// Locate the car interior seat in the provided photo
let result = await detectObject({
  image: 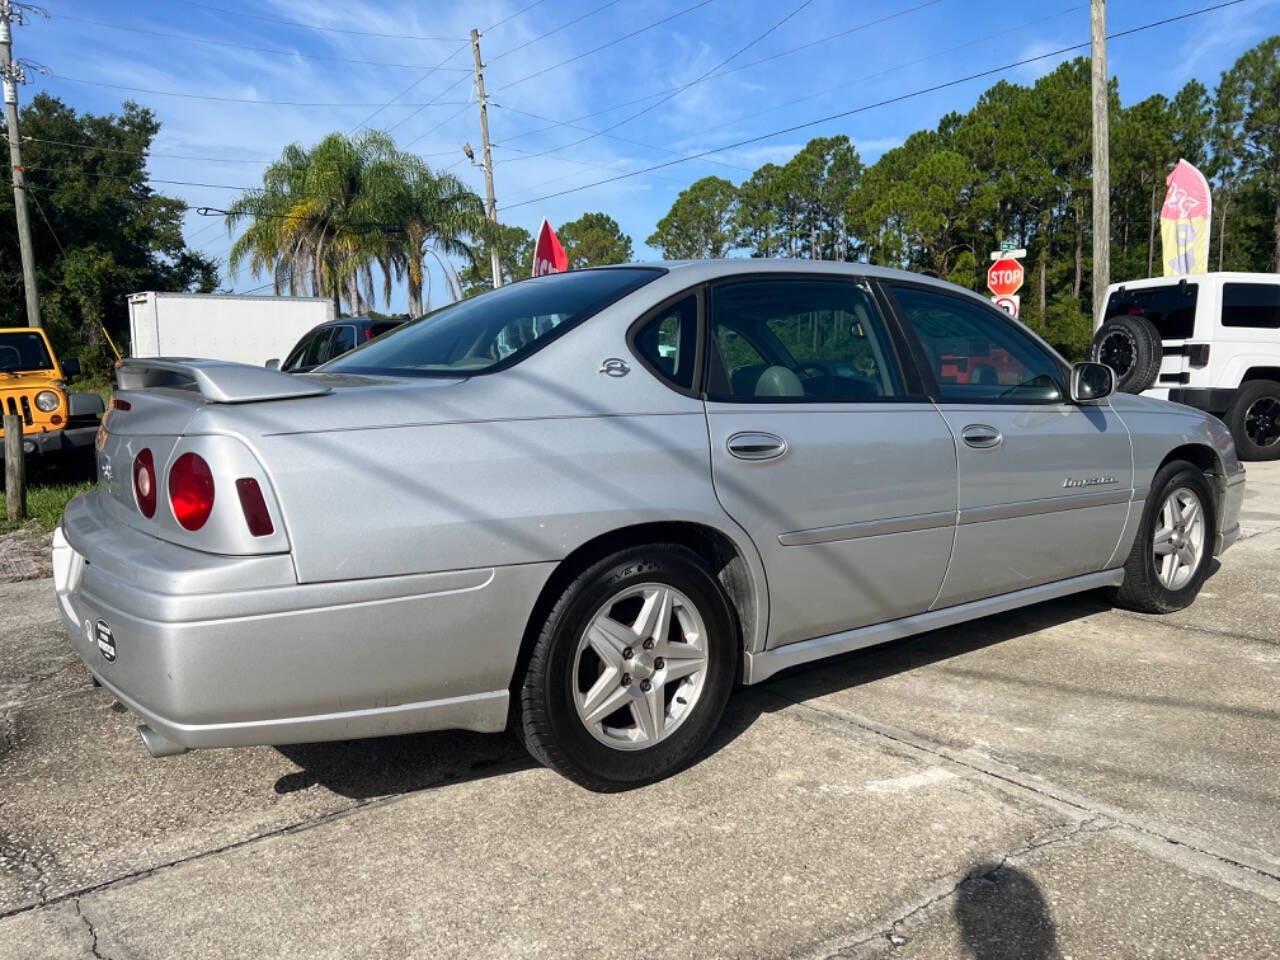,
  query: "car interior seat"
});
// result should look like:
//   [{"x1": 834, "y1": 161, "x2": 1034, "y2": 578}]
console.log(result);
[{"x1": 755, "y1": 365, "x2": 805, "y2": 397}]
